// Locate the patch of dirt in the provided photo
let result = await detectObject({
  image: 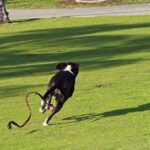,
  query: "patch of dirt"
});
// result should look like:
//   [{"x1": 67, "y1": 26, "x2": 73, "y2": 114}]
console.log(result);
[
  {"x1": 102, "y1": 0, "x2": 122, "y2": 4},
  {"x1": 60, "y1": 0, "x2": 122, "y2": 5},
  {"x1": 60, "y1": 0, "x2": 77, "y2": 5}
]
